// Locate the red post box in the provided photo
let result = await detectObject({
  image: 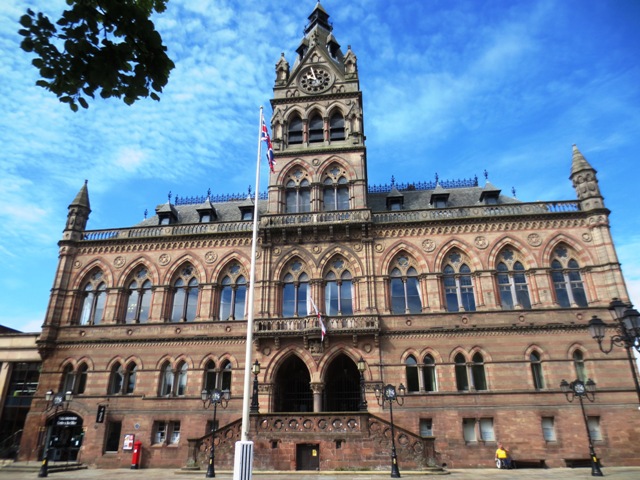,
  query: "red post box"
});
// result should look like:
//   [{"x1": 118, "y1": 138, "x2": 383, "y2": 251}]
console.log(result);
[{"x1": 131, "y1": 441, "x2": 142, "y2": 469}]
